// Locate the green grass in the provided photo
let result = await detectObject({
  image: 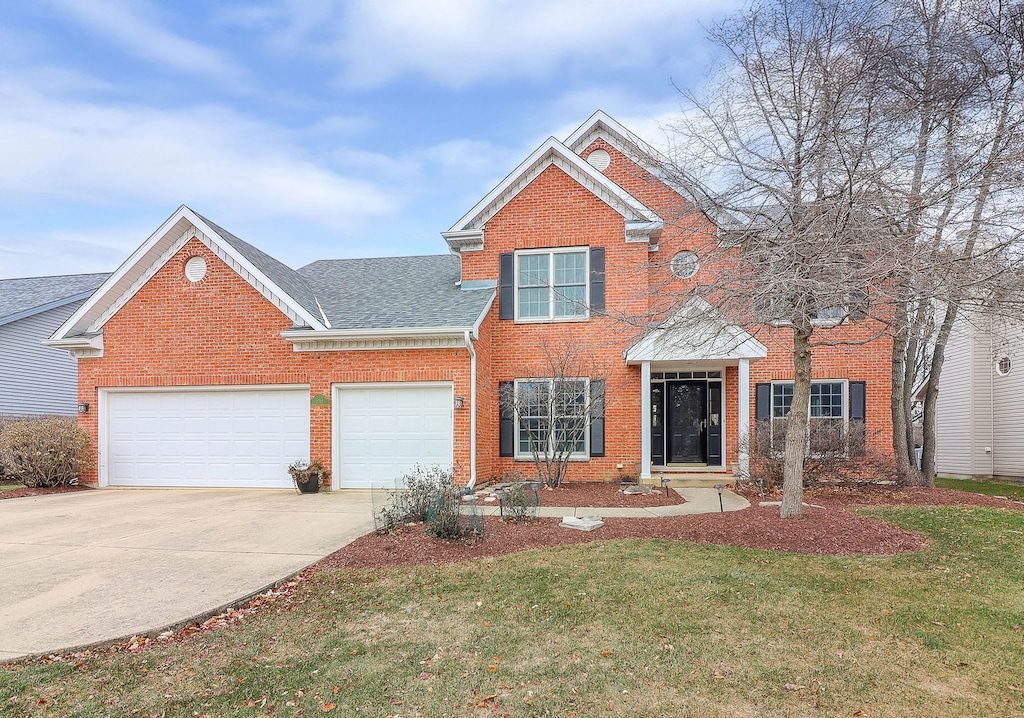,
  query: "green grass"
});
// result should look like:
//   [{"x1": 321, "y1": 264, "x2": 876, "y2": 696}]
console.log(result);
[
  {"x1": 0, "y1": 483, "x2": 22, "y2": 491},
  {"x1": 936, "y1": 476, "x2": 1024, "y2": 502},
  {"x1": 2, "y1": 506, "x2": 1023, "y2": 717}
]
